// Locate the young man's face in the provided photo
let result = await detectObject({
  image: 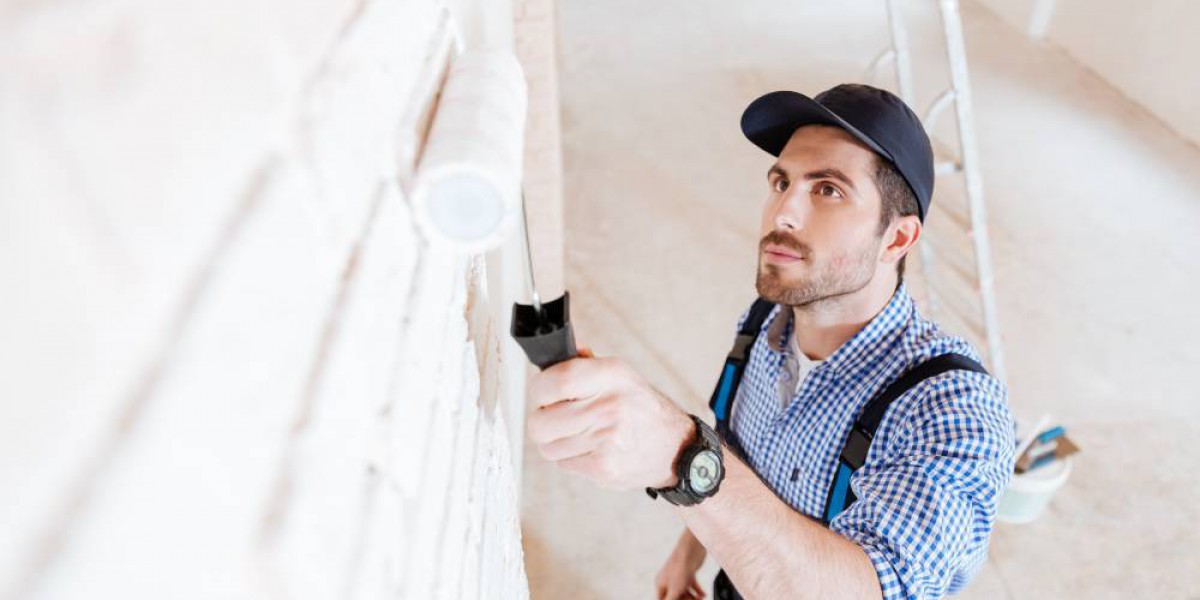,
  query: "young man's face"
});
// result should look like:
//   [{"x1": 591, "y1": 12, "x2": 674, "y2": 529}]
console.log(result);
[{"x1": 756, "y1": 124, "x2": 890, "y2": 307}]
